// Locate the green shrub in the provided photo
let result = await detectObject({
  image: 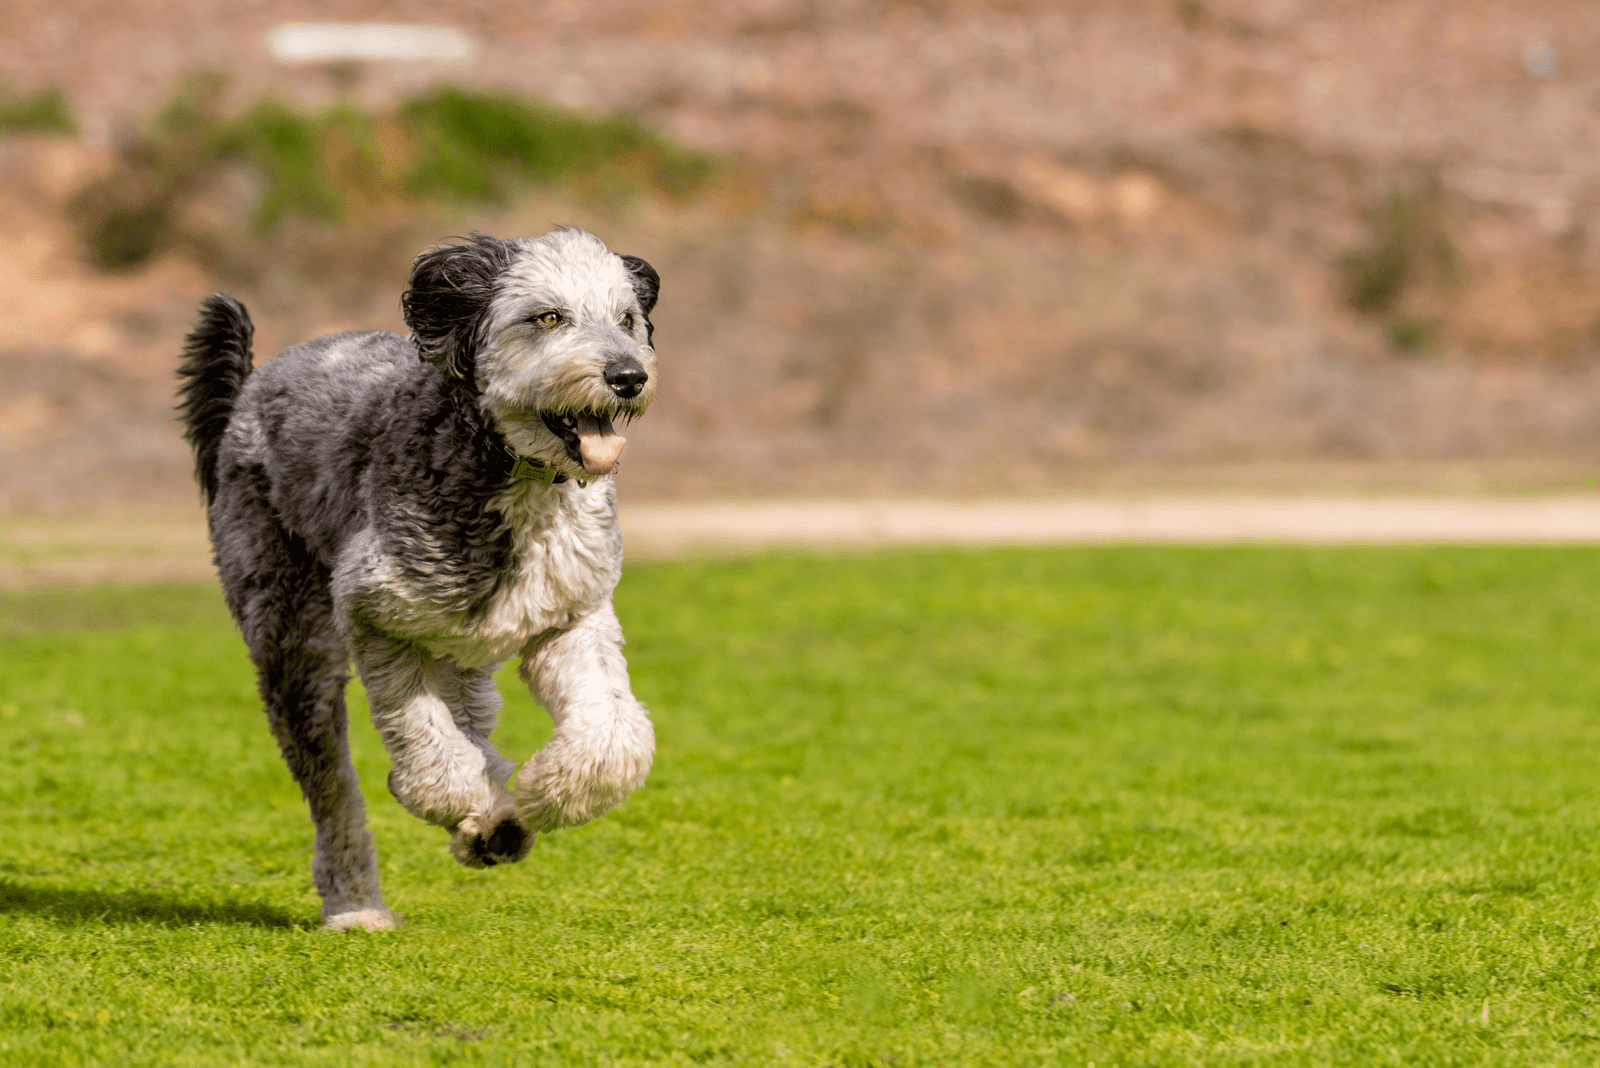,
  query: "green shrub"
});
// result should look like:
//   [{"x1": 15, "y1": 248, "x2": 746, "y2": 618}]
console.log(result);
[
  {"x1": 71, "y1": 74, "x2": 233, "y2": 270},
  {"x1": 0, "y1": 86, "x2": 75, "y2": 136},
  {"x1": 232, "y1": 100, "x2": 350, "y2": 228},
  {"x1": 1339, "y1": 186, "x2": 1455, "y2": 322},
  {"x1": 402, "y1": 87, "x2": 711, "y2": 202},
  {"x1": 1386, "y1": 315, "x2": 1435, "y2": 355},
  {"x1": 1339, "y1": 192, "x2": 1416, "y2": 315},
  {"x1": 72, "y1": 78, "x2": 717, "y2": 271}
]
